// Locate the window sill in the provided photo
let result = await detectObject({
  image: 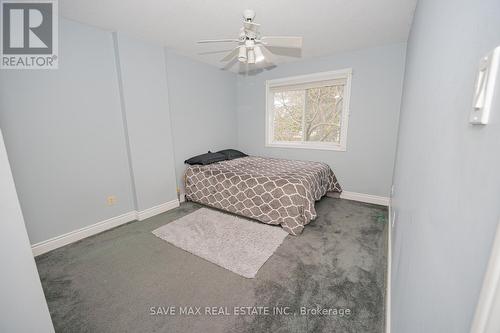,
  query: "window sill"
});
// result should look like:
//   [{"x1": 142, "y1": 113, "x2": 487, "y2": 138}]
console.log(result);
[{"x1": 265, "y1": 142, "x2": 347, "y2": 152}]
